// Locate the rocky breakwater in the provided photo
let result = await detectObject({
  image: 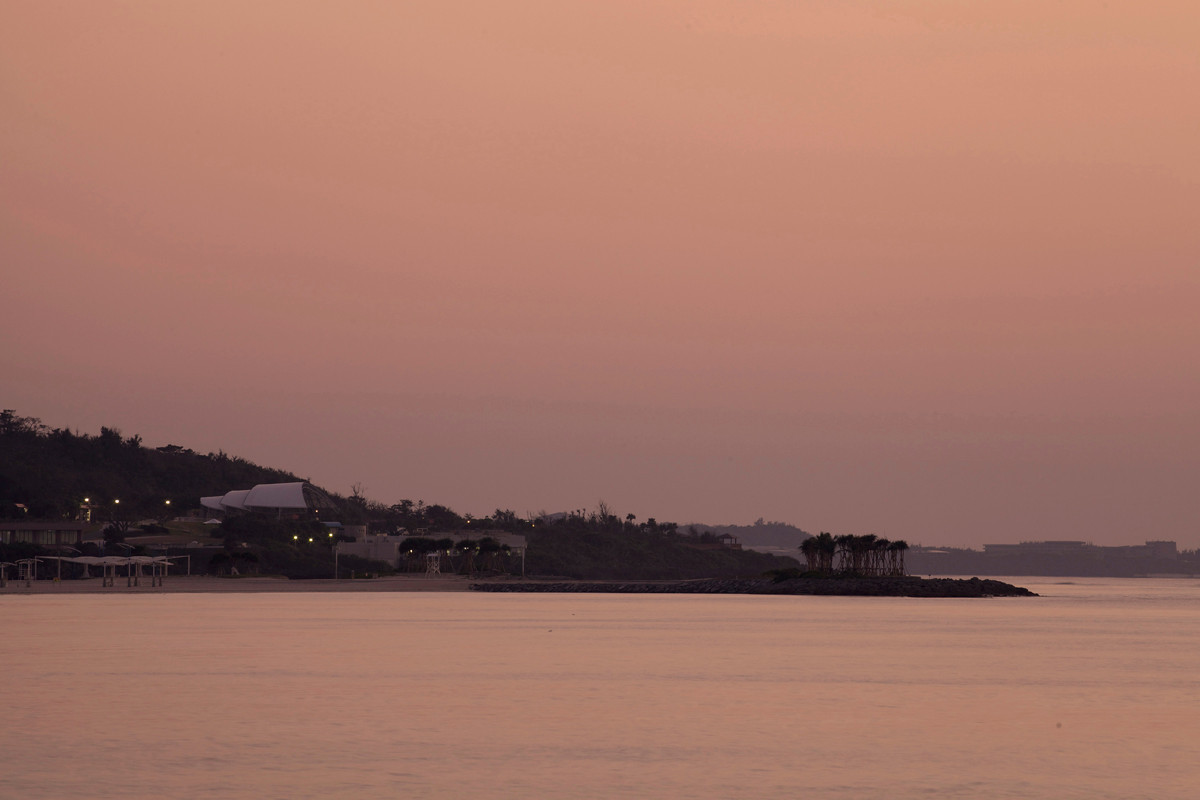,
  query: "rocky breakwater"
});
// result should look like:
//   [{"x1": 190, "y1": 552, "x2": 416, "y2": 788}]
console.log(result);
[{"x1": 470, "y1": 576, "x2": 1037, "y2": 597}]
